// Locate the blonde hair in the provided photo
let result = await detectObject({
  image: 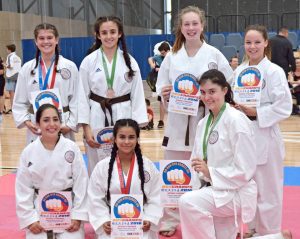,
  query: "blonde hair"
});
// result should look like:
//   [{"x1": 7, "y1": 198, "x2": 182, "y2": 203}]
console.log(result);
[
  {"x1": 243, "y1": 24, "x2": 271, "y2": 62},
  {"x1": 172, "y1": 6, "x2": 206, "y2": 53}
]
